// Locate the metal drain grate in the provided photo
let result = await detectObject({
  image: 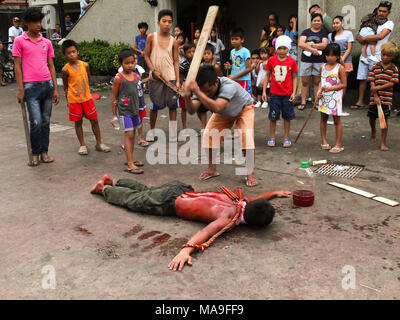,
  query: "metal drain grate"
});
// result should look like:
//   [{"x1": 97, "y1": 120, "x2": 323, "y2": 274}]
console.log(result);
[{"x1": 315, "y1": 161, "x2": 364, "y2": 179}]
